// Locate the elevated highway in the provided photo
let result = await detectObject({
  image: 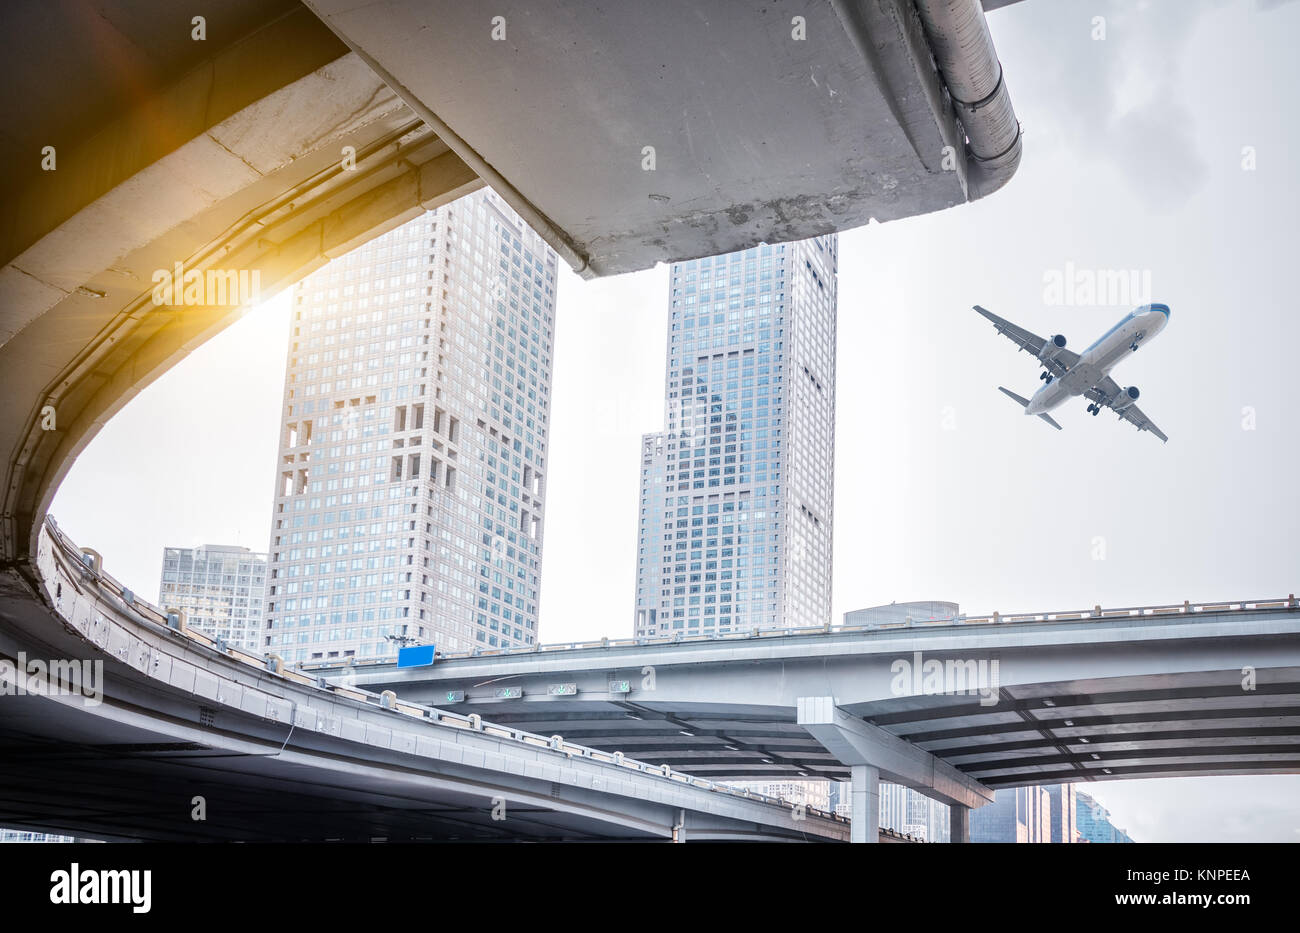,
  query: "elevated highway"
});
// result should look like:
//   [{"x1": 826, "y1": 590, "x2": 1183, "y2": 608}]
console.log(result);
[
  {"x1": 319, "y1": 593, "x2": 1300, "y2": 838},
  {"x1": 0, "y1": 519, "x2": 851, "y2": 842}
]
